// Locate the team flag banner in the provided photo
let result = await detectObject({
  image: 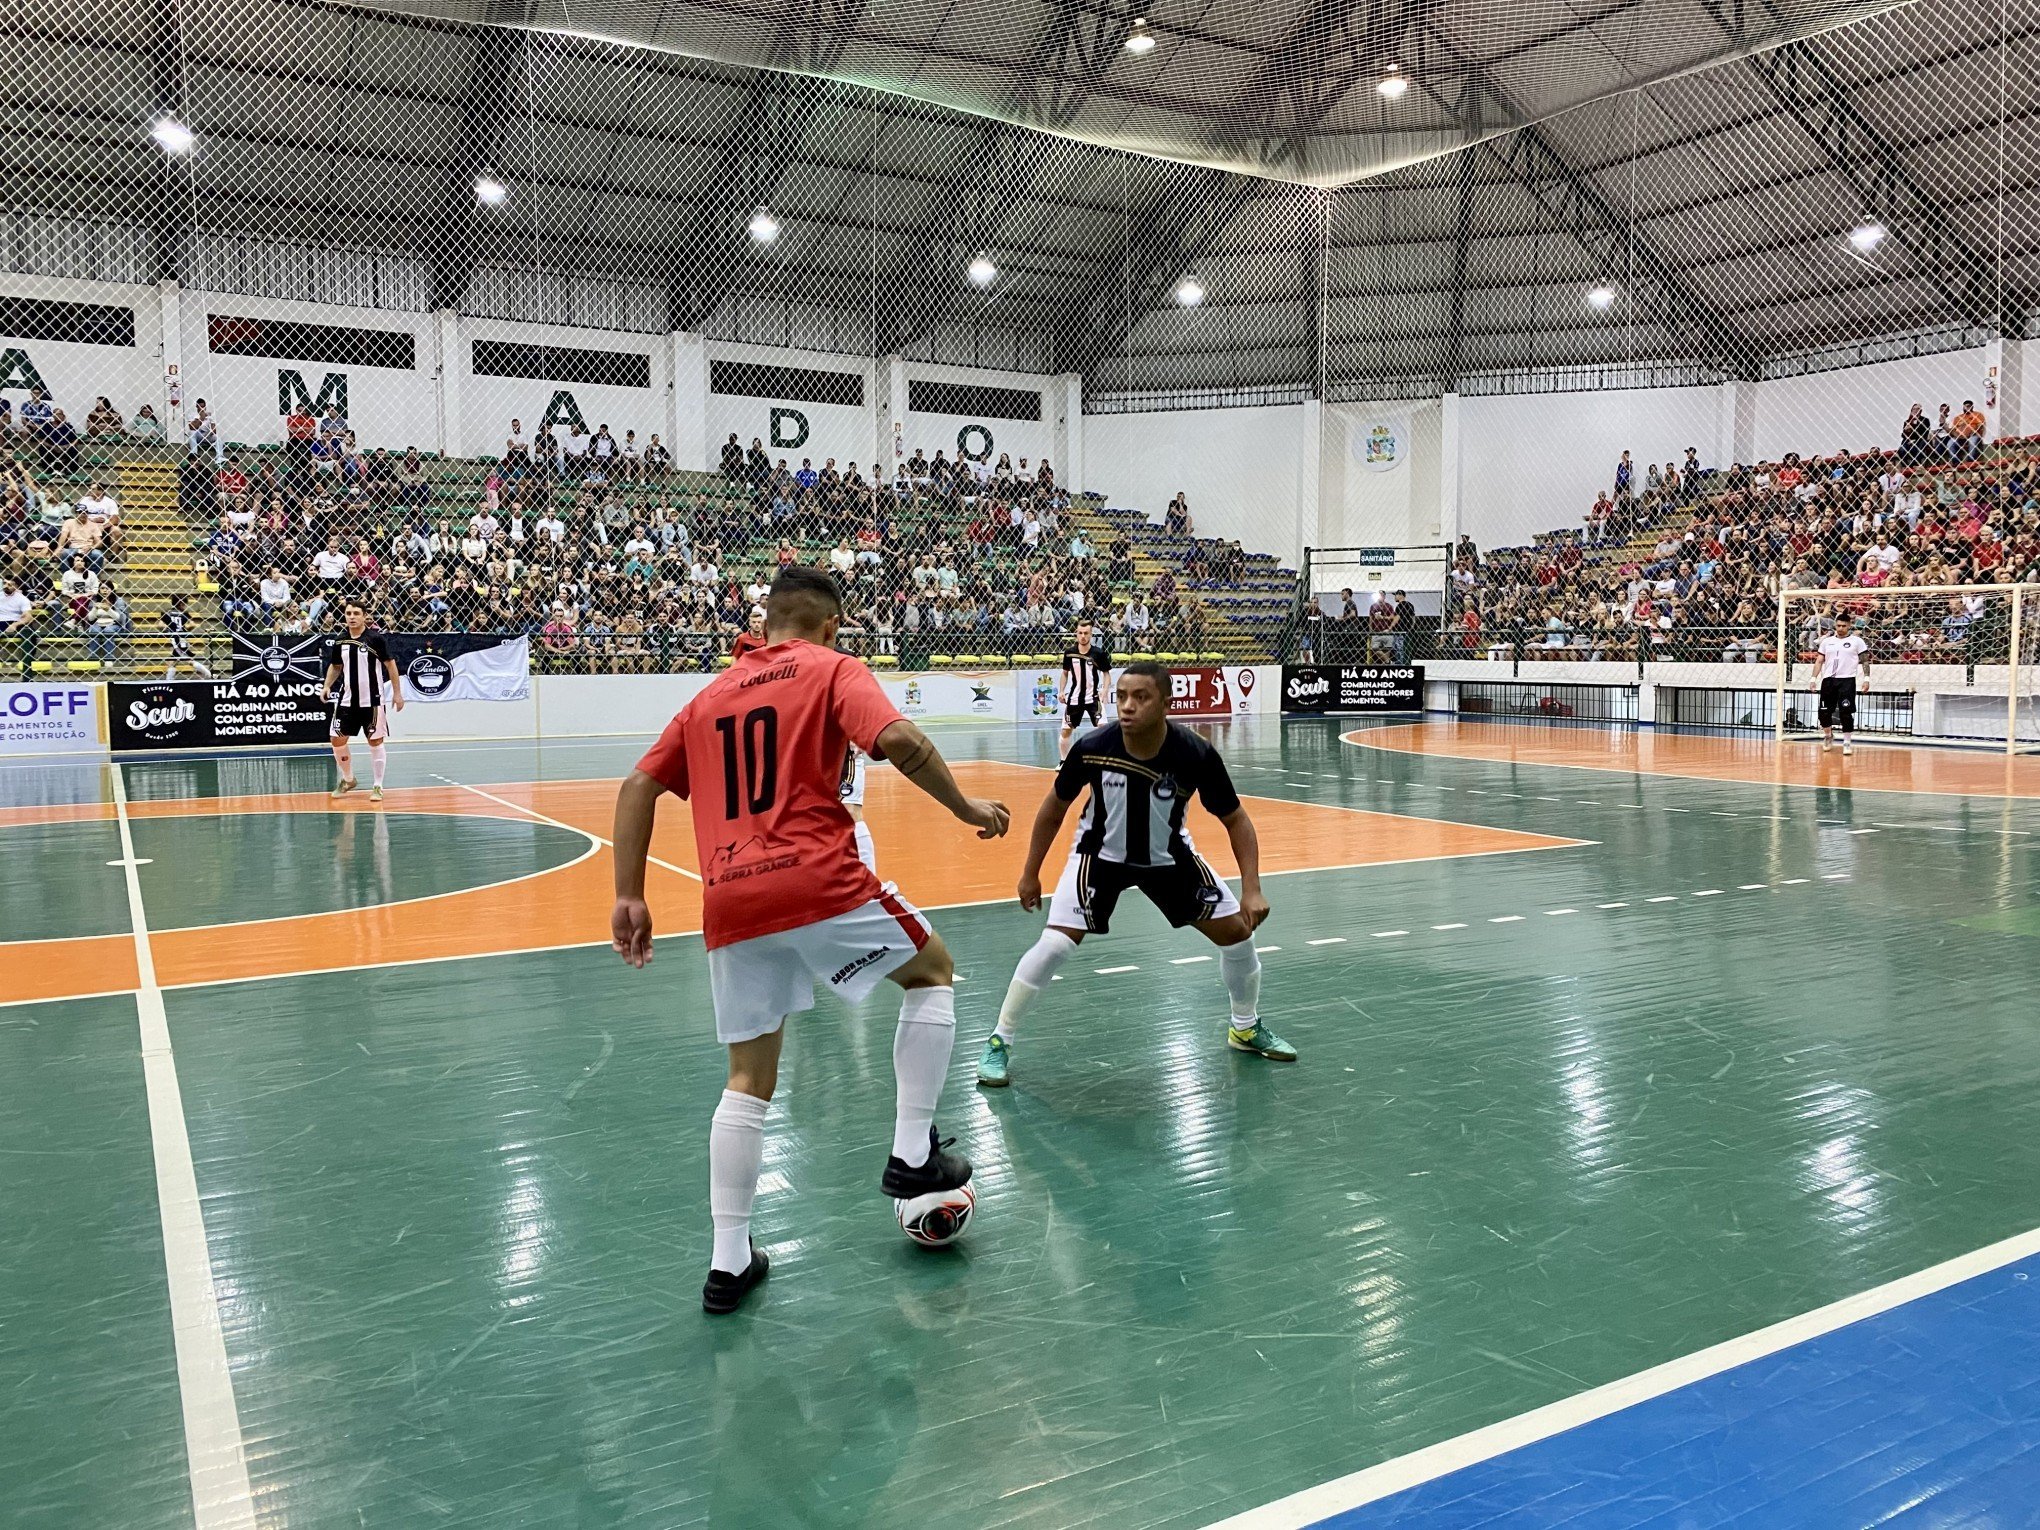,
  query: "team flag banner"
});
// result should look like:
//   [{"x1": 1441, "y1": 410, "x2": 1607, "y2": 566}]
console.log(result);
[{"x1": 384, "y1": 634, "x2": 532, "y2": 703}]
